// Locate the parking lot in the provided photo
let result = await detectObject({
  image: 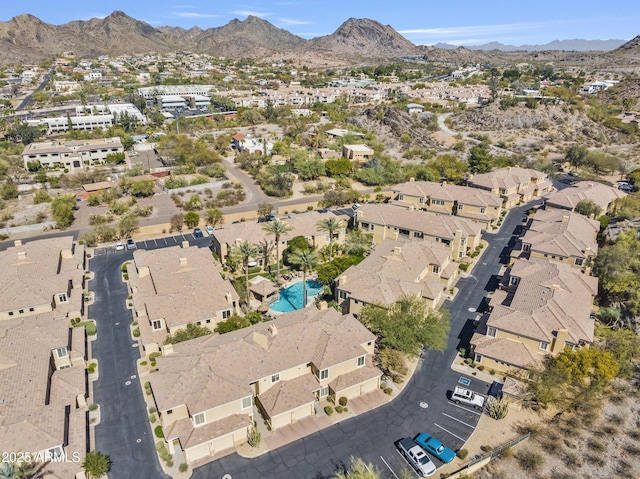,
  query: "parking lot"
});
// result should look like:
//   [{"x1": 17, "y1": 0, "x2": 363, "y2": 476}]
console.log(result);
[{"x1": 94, "y1": 231, "x2": 213, "y2": 256}]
